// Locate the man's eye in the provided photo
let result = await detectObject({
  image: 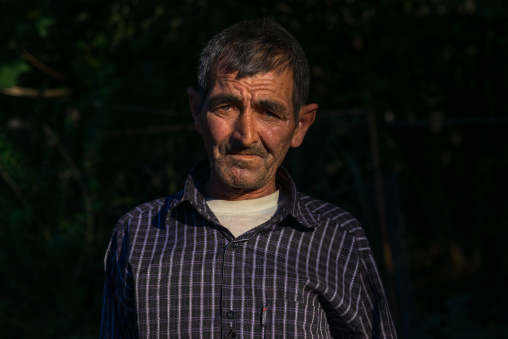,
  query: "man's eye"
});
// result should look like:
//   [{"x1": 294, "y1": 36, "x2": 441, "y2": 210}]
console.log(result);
[
  {"x1": 212, "y1": 105, "x2": 233, "y2": 114},
  {"x1": 264, "y1": 110, "x2": 278, "y2": 118}
]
